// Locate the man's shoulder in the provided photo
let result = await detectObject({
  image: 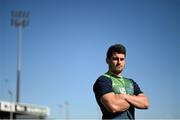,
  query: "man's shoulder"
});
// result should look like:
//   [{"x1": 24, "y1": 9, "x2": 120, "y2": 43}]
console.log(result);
[
  {"x1": 93, "y1": 75, "x2": 113, "y2": 97},
  {"x1": 93, "y1": 75, "x2": 112, "y2": 87},
  {"x1": 123, "y1": 76, "x2": 135, "y2": 82},
  {"x1": 96, "y1": 75, "x2": 112, "y2": 83}
]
